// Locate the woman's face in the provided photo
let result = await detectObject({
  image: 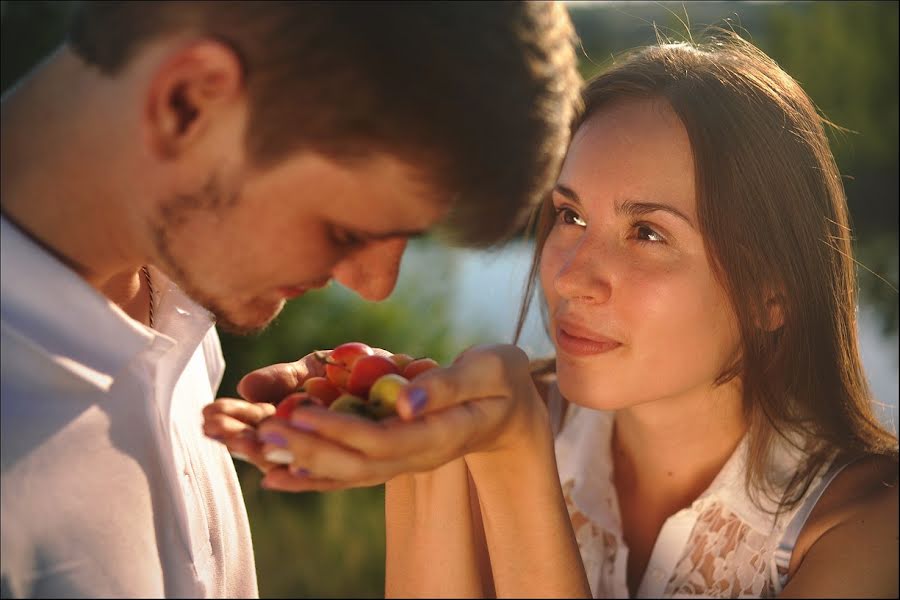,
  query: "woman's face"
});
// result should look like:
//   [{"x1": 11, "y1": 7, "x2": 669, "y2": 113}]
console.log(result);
[{"x1": 540, "y1": 98, "x2": 741, "y2": 411}]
